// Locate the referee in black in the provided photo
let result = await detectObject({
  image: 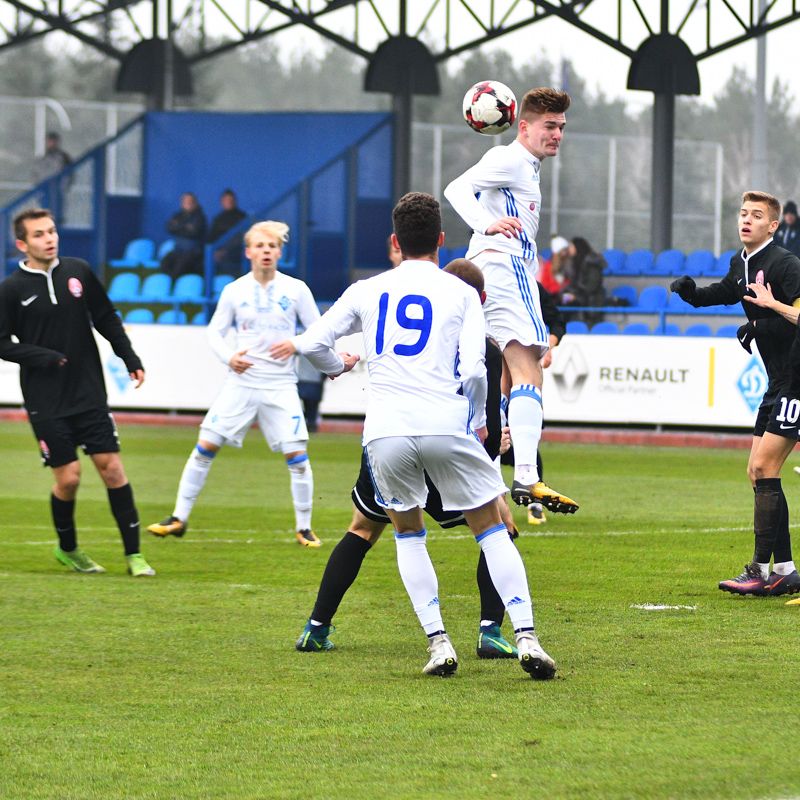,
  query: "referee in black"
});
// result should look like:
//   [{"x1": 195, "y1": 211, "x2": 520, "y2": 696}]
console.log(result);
[{"x1": 0, "y1": 208, "x2": 155, "y2": 577}]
